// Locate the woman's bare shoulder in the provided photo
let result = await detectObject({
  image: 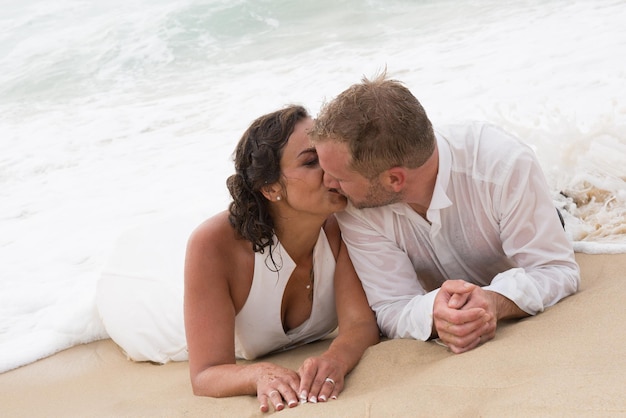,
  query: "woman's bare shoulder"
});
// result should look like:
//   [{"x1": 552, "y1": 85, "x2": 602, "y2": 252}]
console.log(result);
[
  {"x1": 190, "y1": 210, "x2": 230, "y2": 237},
  {"x1": 186, "y1": 210, "x2": 254, "y2": 309},
  {"x1": 322, "y1": 214, "x2": 342, "y2": 259},
  {"x1": 187, "y1": 210, "x2": 245, "y2": 259}
]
